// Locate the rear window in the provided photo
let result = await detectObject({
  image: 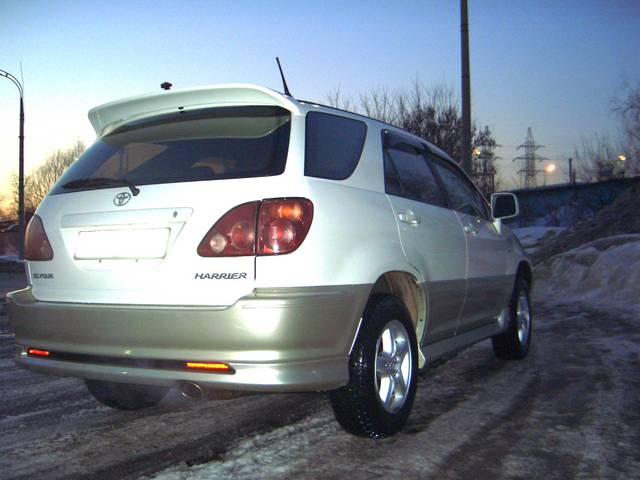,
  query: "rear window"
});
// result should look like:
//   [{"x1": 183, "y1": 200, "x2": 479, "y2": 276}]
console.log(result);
[
  {"x1": 51, "y1": 106, "x2": 291, "y2": 194},
  {"x1": 304, "y1": 112, "x2": 367, "y2": 180}
]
